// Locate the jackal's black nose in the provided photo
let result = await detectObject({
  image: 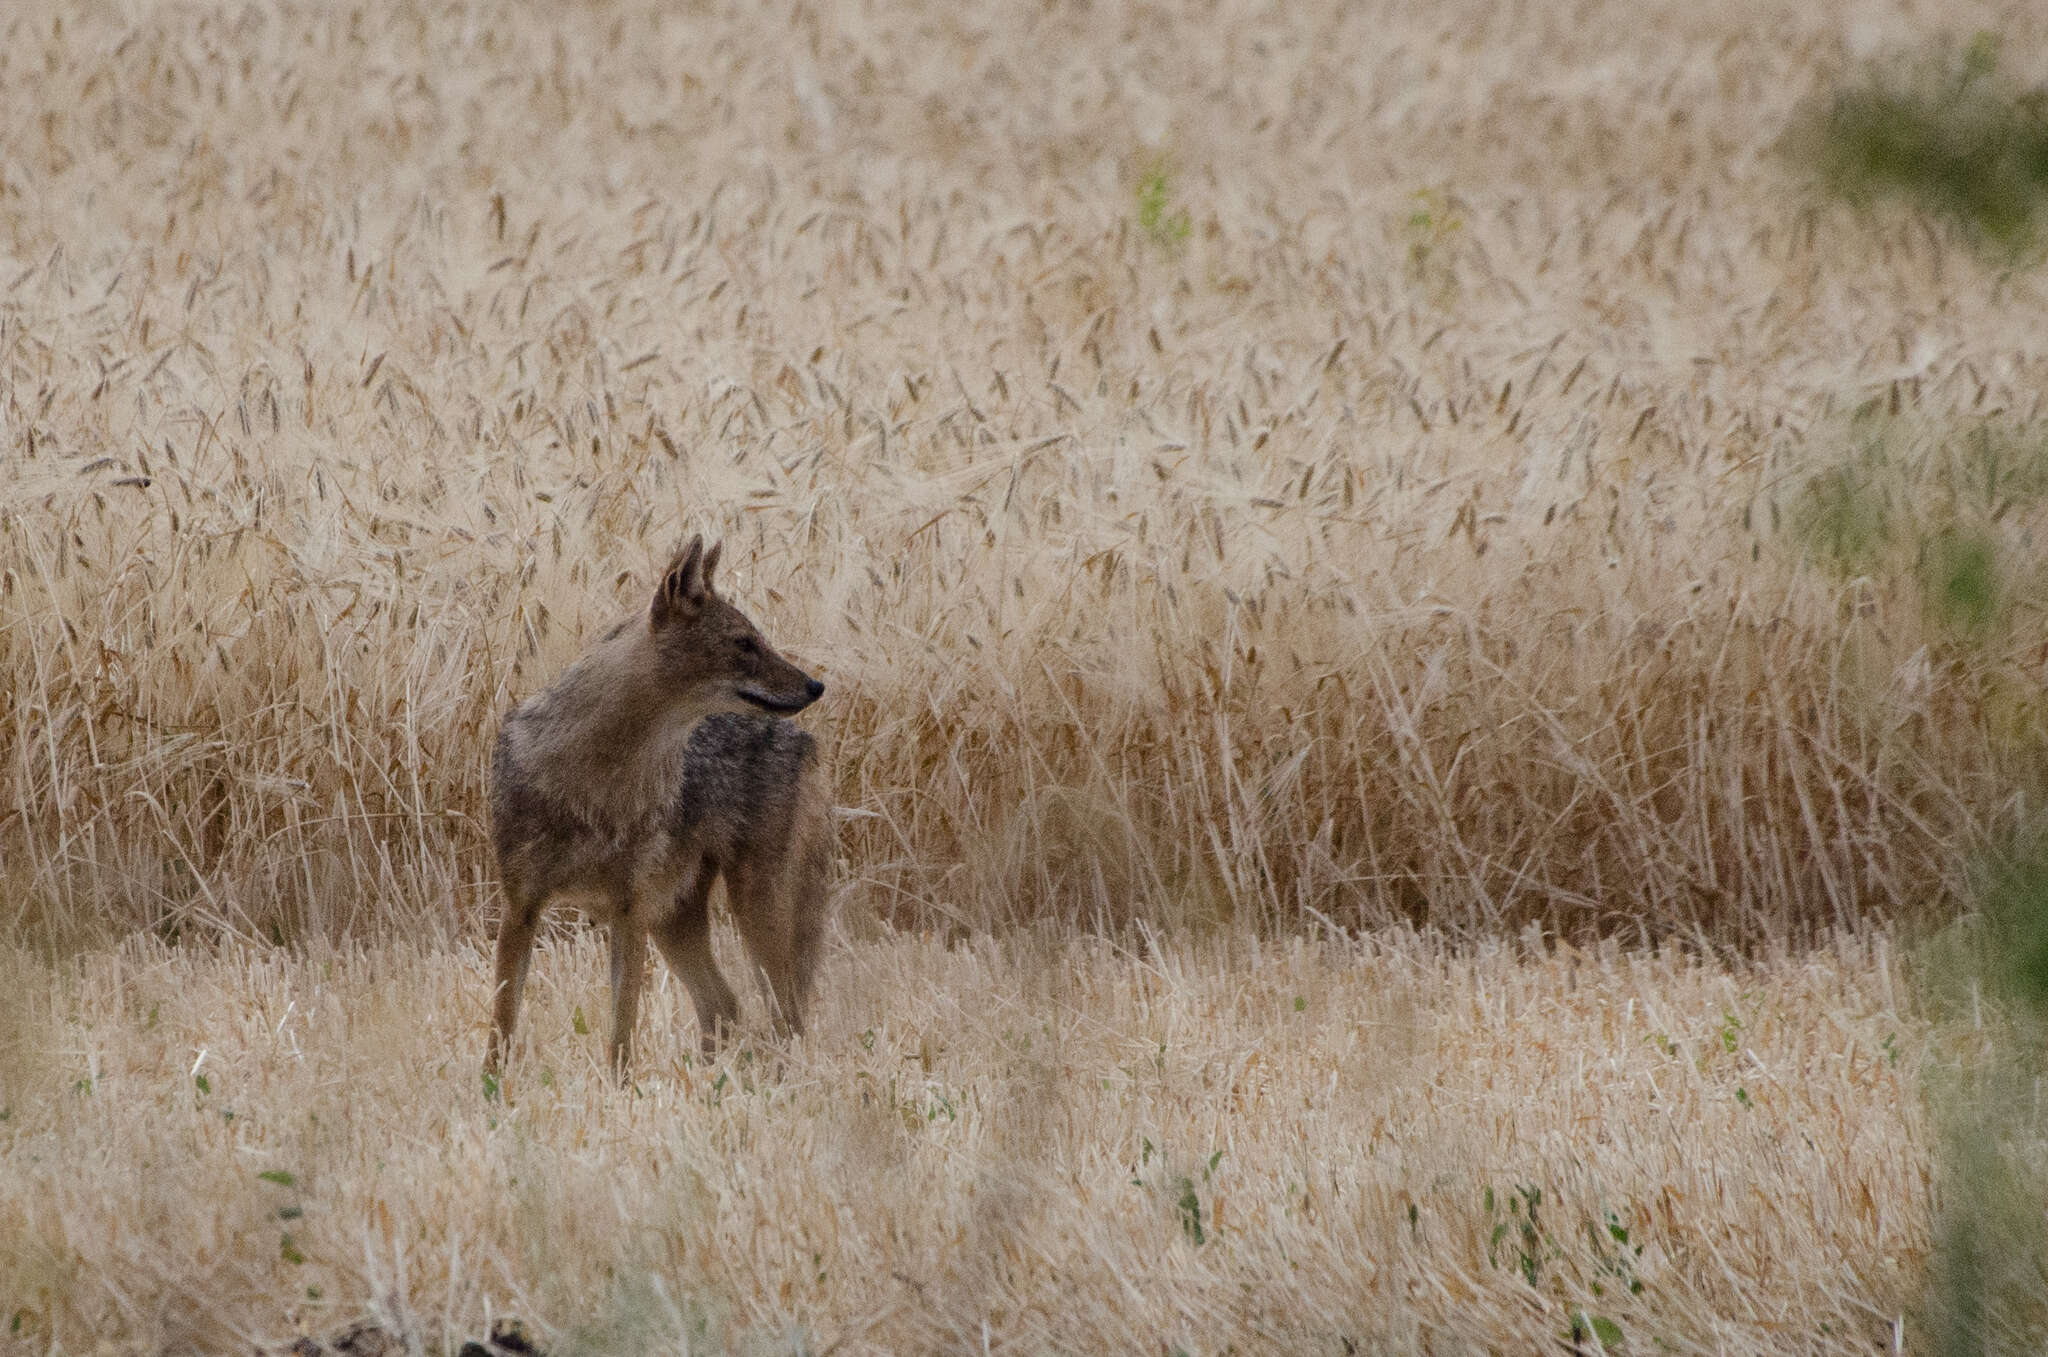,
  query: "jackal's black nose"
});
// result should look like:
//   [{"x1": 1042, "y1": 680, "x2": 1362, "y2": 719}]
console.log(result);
[{"x1": 805, "y1": 677, "x2": 826, "y2": 702}]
